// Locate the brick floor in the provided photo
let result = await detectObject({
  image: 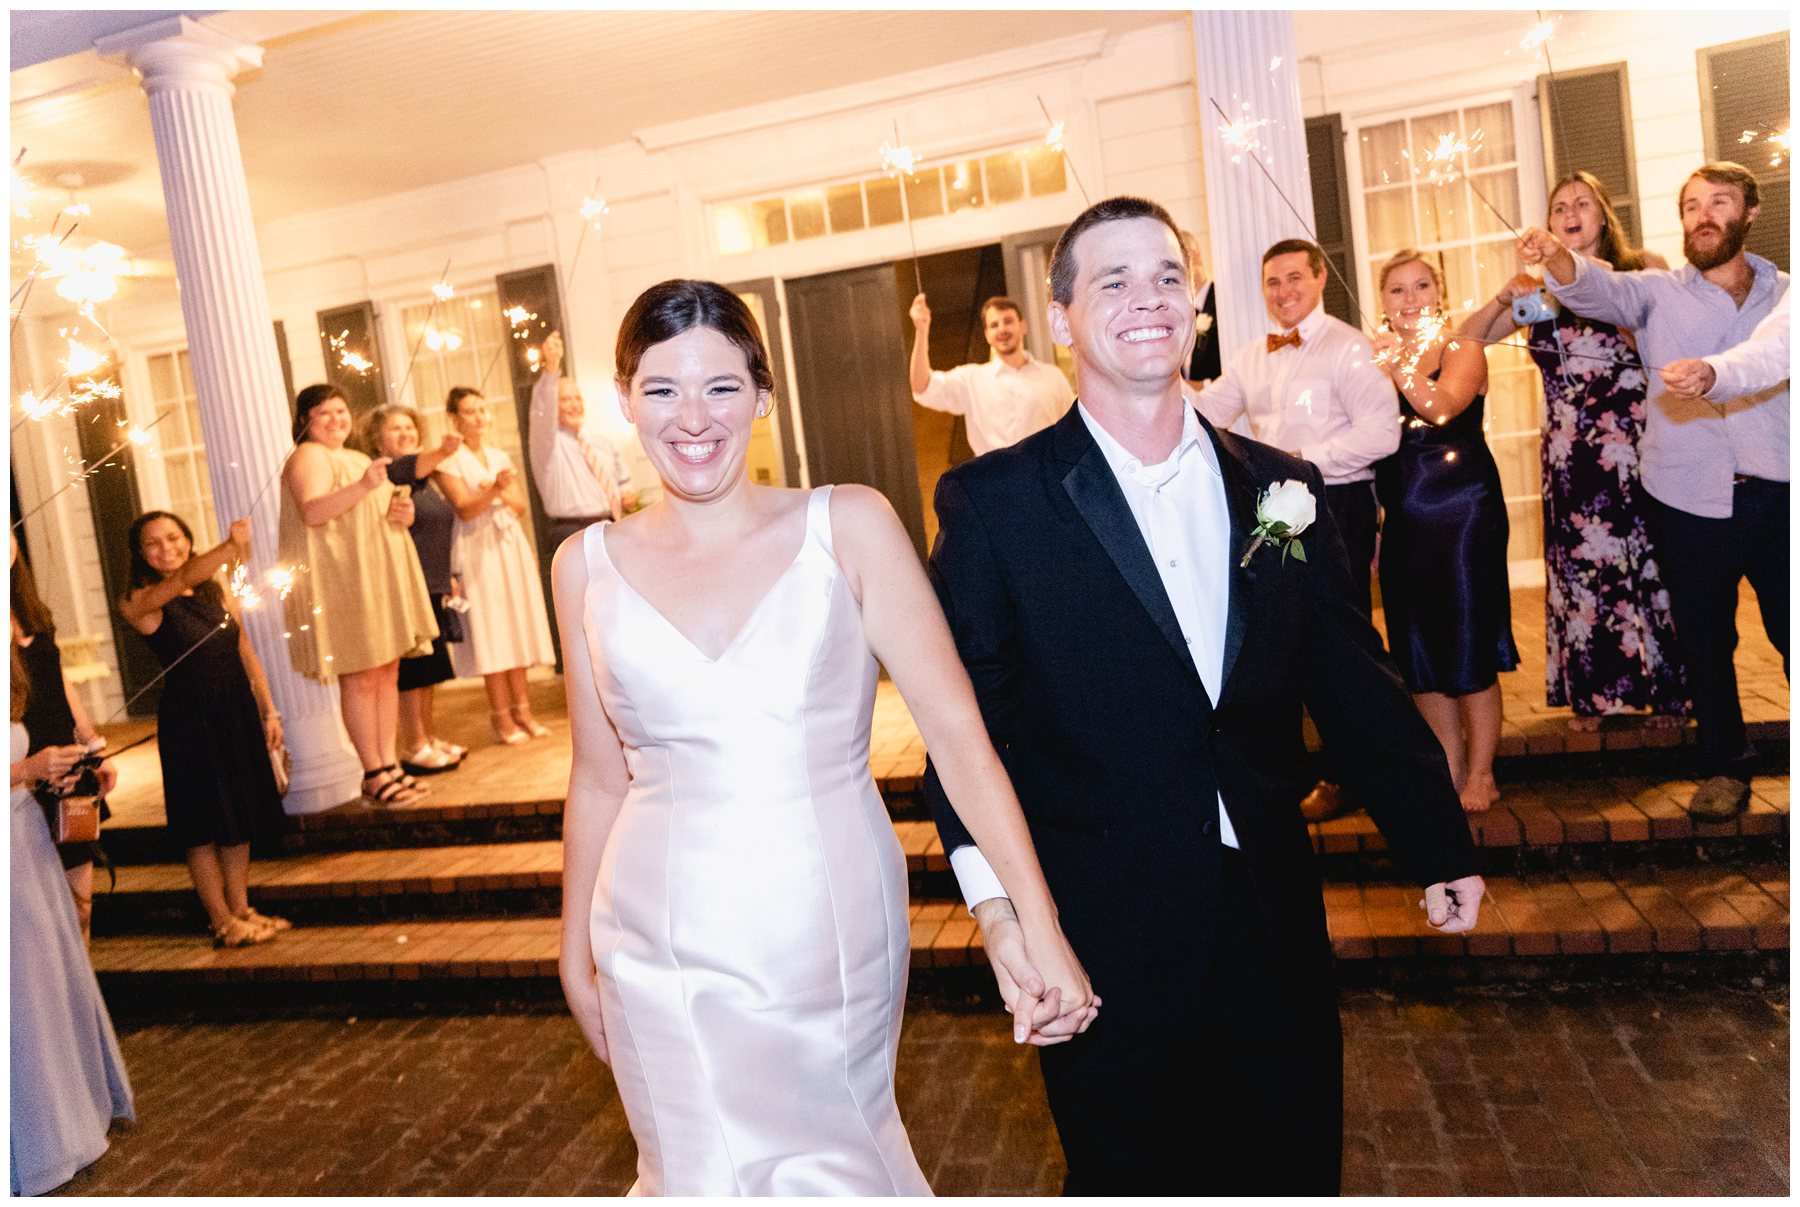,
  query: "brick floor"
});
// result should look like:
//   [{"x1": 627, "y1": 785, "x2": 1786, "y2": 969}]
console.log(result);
[{"x1": 51, "y1": 983, "x2": 1786, "y2": 1196}]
